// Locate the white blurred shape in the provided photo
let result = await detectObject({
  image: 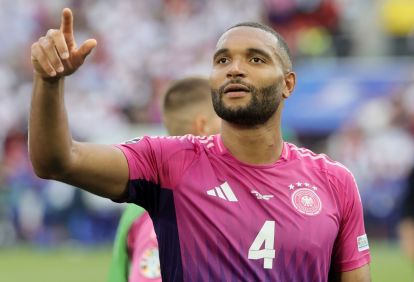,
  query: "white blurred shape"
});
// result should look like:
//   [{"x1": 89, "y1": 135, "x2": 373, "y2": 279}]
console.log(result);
[
  {"x1": 81, "y1": 190, "x2": 121, "y2": 213},
  {"x1": 18, "y1": 189, "x2": 44, "y2": 236},
  {"x1": 45, "y1": 181, "x2": 76, "y2": 210}
]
